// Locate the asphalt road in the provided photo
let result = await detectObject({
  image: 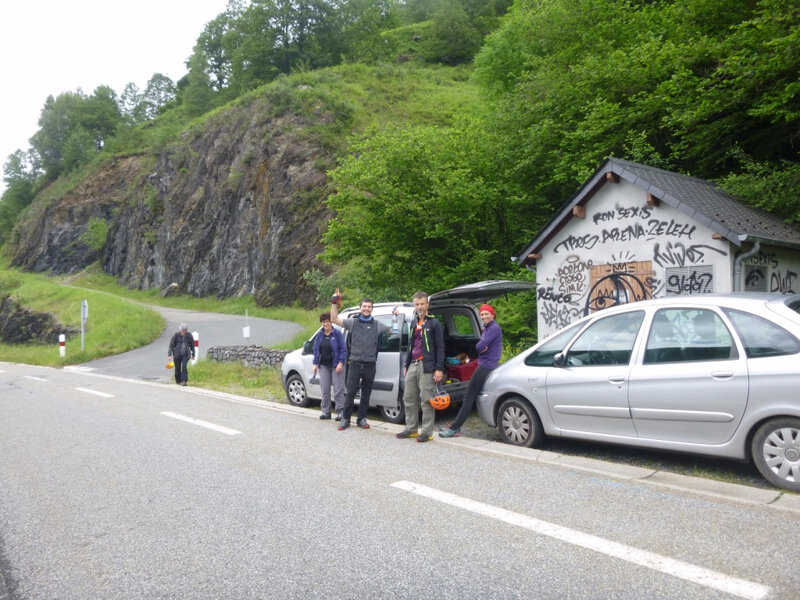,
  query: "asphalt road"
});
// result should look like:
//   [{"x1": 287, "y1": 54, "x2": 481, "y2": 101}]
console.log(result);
[
  {"x1": 1, "y1": 362, "x2": 799, "y2": 600},
  {"x1": 78, "y1": 305, "x2": 302, "y2": 382}
]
